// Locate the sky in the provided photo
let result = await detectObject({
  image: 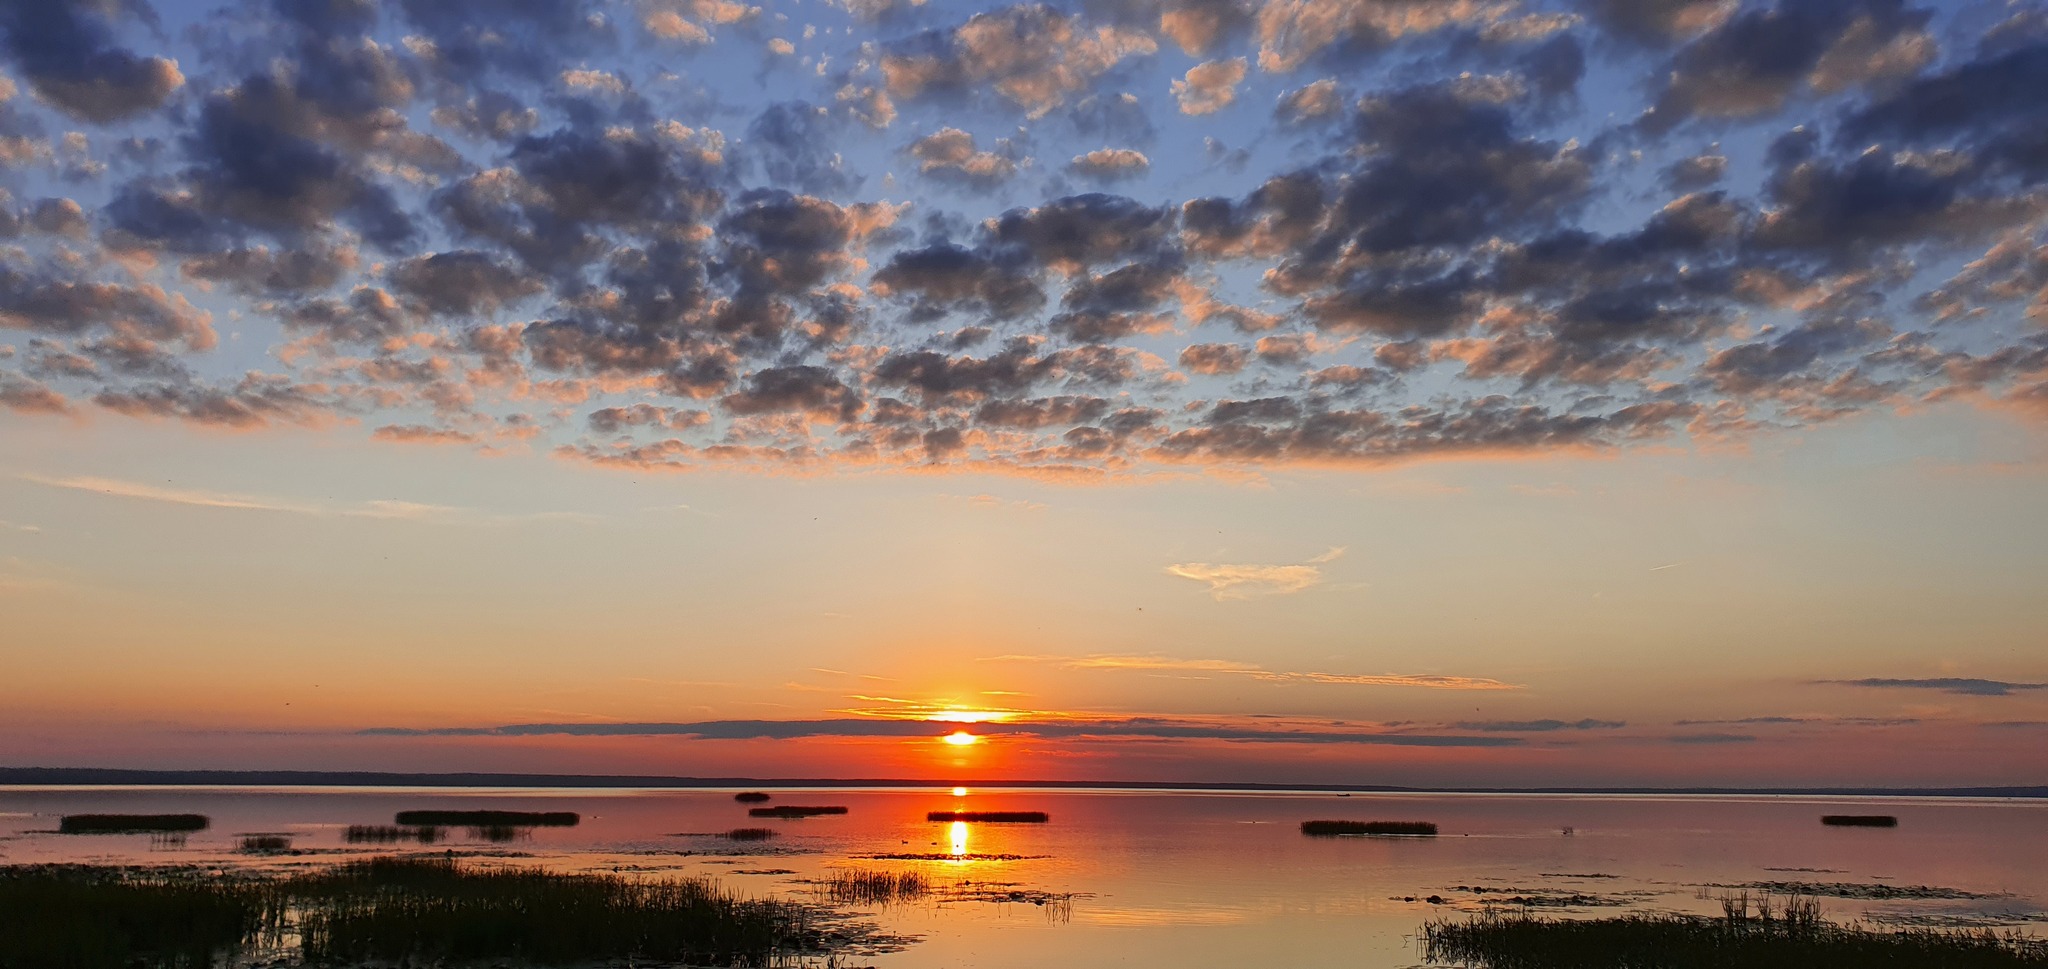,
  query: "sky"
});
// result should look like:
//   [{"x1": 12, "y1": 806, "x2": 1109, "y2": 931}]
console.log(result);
[{"x1": 1, "y1": 0, "x2": 2046, "y2": 788}]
